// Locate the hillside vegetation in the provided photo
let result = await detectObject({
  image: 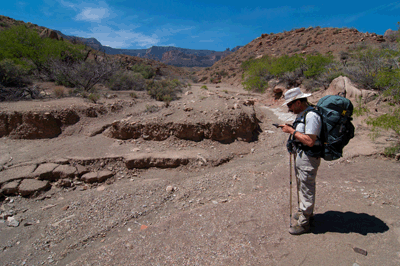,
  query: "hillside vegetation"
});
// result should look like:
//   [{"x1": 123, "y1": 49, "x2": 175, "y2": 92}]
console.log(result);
[{"x1": 0, "y1": 18, "x2": 190, "y2": 103}]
